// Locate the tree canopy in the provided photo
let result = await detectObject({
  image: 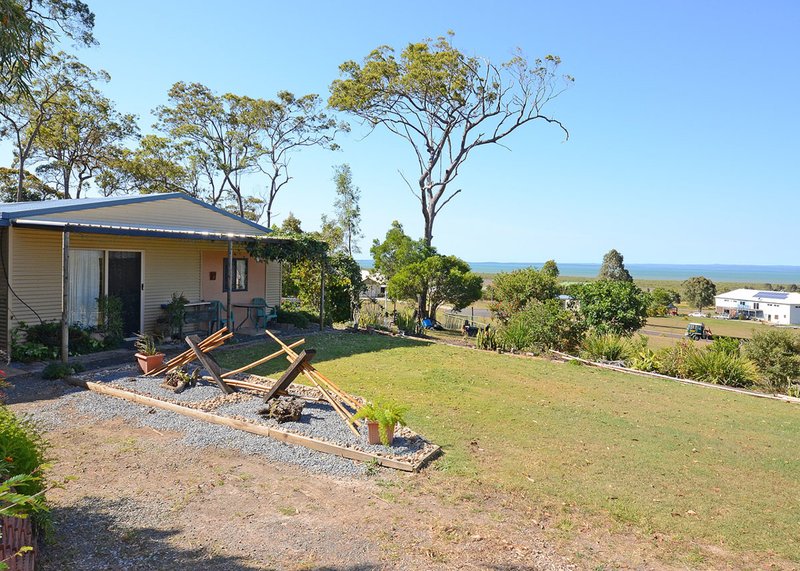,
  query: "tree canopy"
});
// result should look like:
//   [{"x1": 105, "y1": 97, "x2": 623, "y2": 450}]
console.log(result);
[
  {"x1": 487, "y1": 267, "x2": 559, "y2": 322},
  {"x1": 598, "y1": 249, "x2": 633, "y2": 282},
  {"x1": 683, "y1": 276, "x2": 716, "y2": 312},
  {"x1": 370, "y1": 220, "x2": 431, "y2": 281},
  {"x1": 575, "y1": 280, "x2": 648, "y2": 335},
  {"x1": 329, "y1": 33, "x2": 571, "y2": 246},
  {"x1": 0, "y1": 0, "x2": 95, "y2": 102},
  {"x1": 388, "y1": 254, "x2": 482, "y2": 320}
]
